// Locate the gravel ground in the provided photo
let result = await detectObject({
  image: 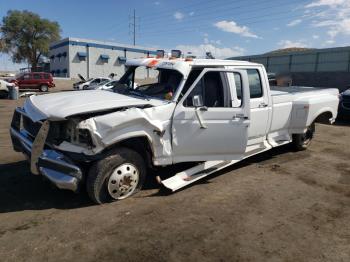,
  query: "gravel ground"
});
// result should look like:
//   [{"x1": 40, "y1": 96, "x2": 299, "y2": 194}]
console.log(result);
[{"x1": 0, "y1": 87, "x2": 350, "y2": 262}]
